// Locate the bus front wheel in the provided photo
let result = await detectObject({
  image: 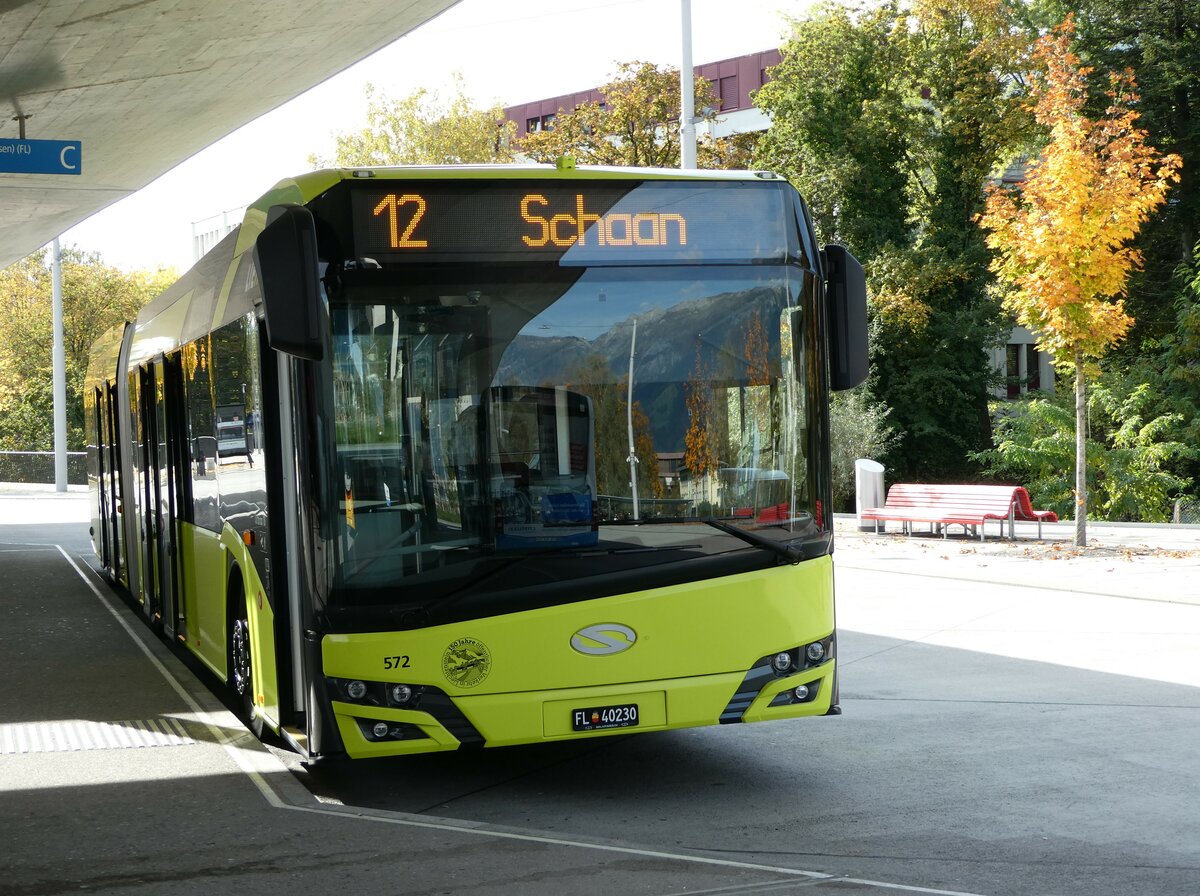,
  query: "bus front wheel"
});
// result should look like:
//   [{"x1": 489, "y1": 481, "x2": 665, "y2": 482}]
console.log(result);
[{"x1": 229, "y1": 589, "x2": 264, "y2": 738}]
